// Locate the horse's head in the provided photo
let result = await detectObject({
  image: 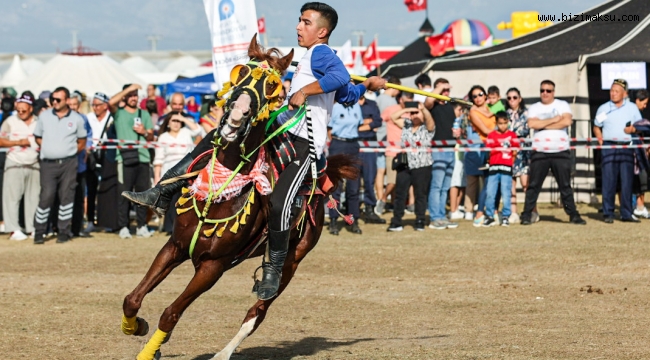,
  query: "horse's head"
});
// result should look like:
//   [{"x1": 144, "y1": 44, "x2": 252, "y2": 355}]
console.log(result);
[{"x1": 216, "y1": 34, "x2": 294, "y2": 144}]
